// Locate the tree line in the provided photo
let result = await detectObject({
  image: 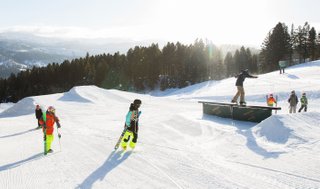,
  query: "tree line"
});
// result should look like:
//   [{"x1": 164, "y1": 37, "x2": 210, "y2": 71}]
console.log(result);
[
  {"x1": 260, "y1": 22, "x2": 320, "y2": 72},
  {"x1": 1, "y1": 22, "x2": 320, "y2": 102}
]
